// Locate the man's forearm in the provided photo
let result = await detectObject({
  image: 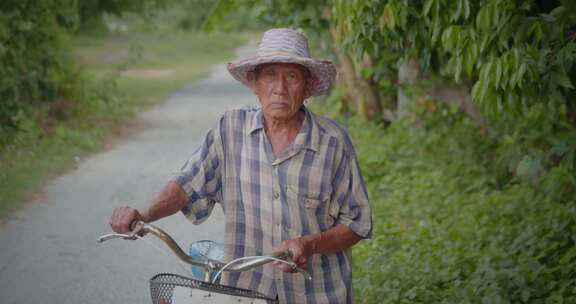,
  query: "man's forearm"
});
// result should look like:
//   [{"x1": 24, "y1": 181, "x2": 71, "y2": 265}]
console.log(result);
[
  {"x1": 301, "y1": 224, "x2": 362, "y2": 255},
  {"x1": 141, "y1": 181, "x2": 188, "y2": 223}
]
